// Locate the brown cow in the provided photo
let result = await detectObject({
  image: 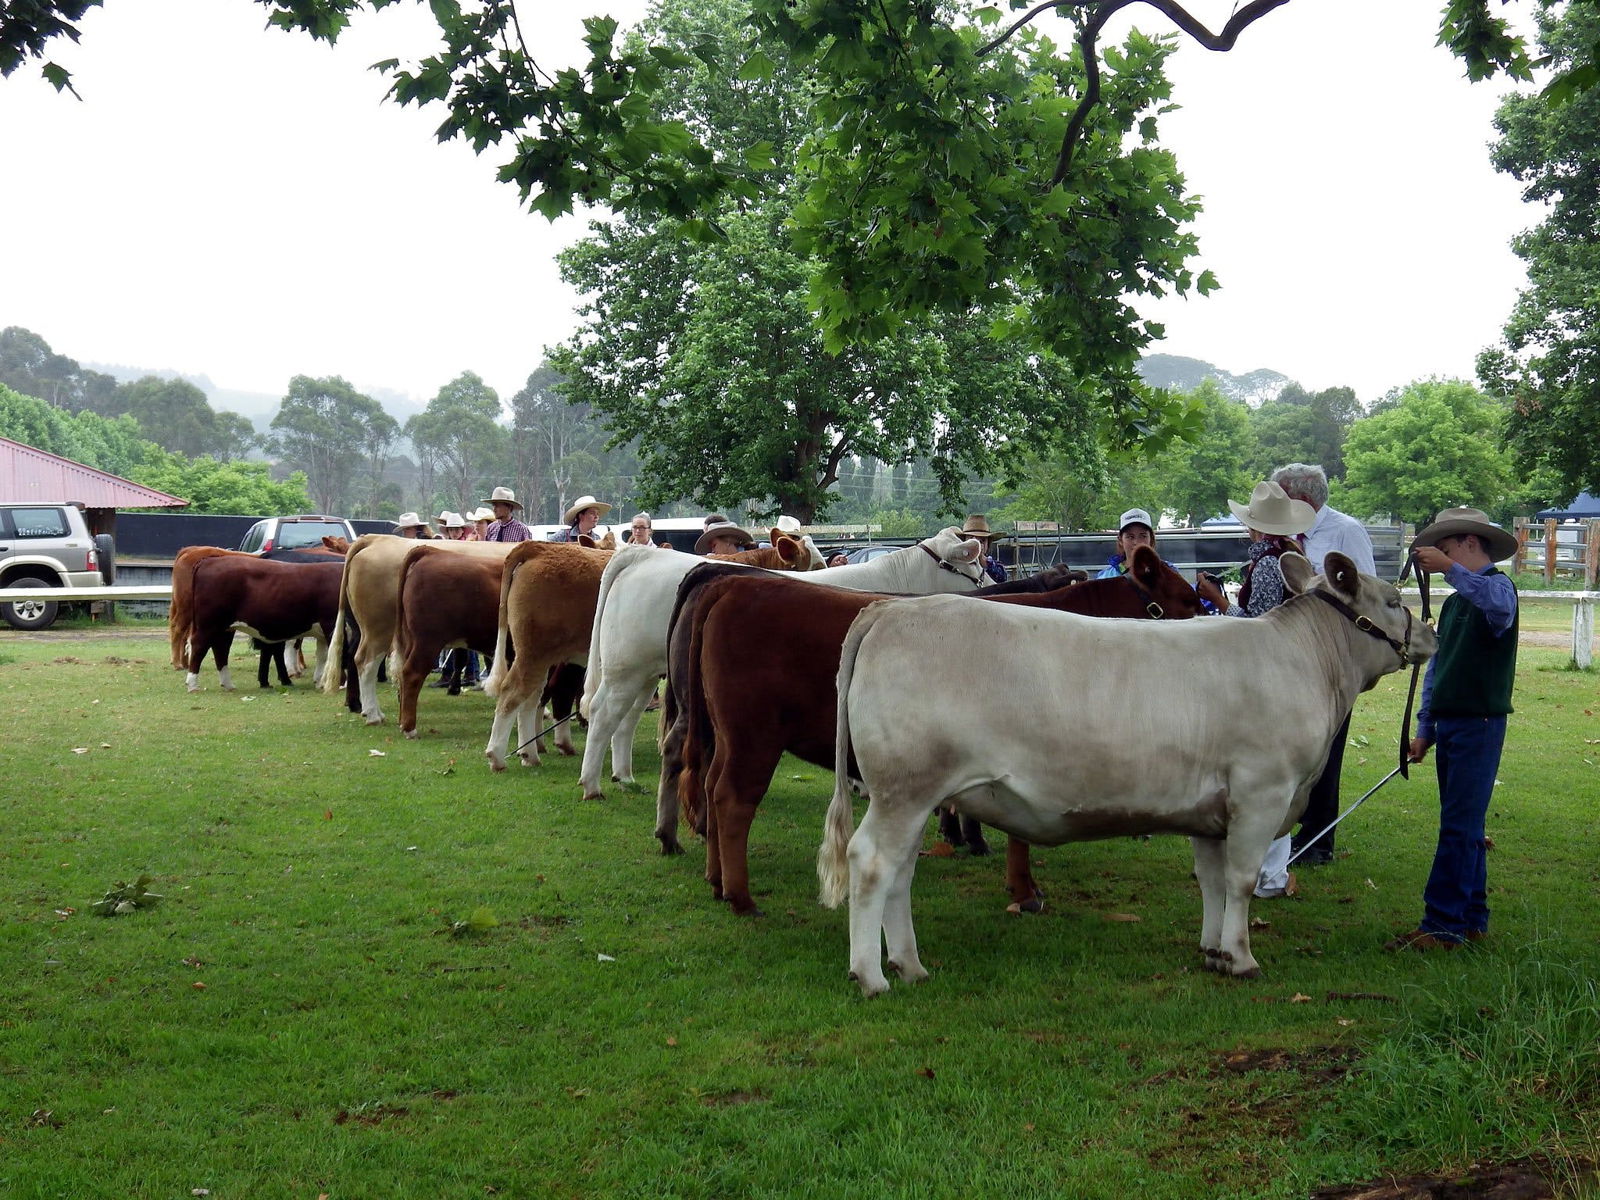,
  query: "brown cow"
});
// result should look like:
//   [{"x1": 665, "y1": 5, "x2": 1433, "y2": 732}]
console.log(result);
[
  {"x1": 169, "y1": 542, "x2": 345, "y2": 675},
  {"x1": 482, "y1": 540, "x2": 616, "y2": 770},
  {"x1": 323, "y1": 534, "x2": 514, "y2": 723},
  {"x1": 661, "y1": 546, "x2": 1205, "y2": 916},
  {"x1": 394, "y1": 544, "x2": 505, "y2": 737},
  {"x1": 183, "y1": 556, "x2": 344, "y2": 692}
]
